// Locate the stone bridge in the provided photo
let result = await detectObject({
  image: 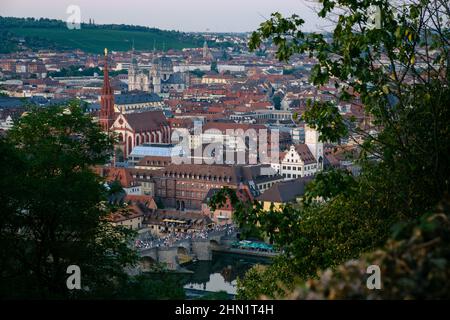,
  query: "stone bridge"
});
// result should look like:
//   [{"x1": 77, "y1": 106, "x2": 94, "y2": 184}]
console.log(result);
[{"x1": 138, "y1": 231, "x2": 234, "y2": 271}]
